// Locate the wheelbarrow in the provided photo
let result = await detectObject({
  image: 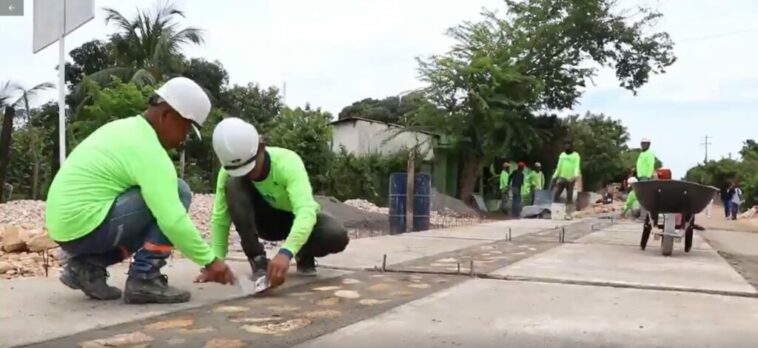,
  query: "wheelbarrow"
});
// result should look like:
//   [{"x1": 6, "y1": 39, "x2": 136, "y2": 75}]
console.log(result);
[{"x1": 631, "y1": 180, "x2": 717, "y2": 256}]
